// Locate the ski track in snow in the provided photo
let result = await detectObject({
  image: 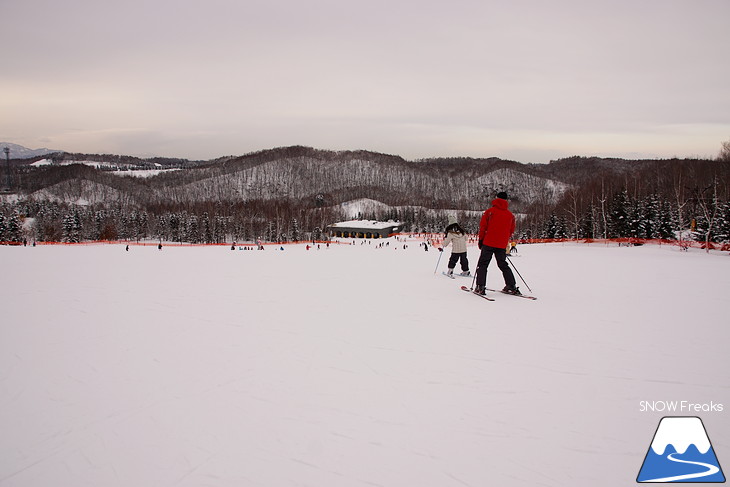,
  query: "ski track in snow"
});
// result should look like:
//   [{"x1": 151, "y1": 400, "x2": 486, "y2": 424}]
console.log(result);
[
  {"x1": 0, "y1": 240, "x2": 728, "y2": 487},
  {"x1": 642, "y1": 452, "x2": 720, "y2": 482}
]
